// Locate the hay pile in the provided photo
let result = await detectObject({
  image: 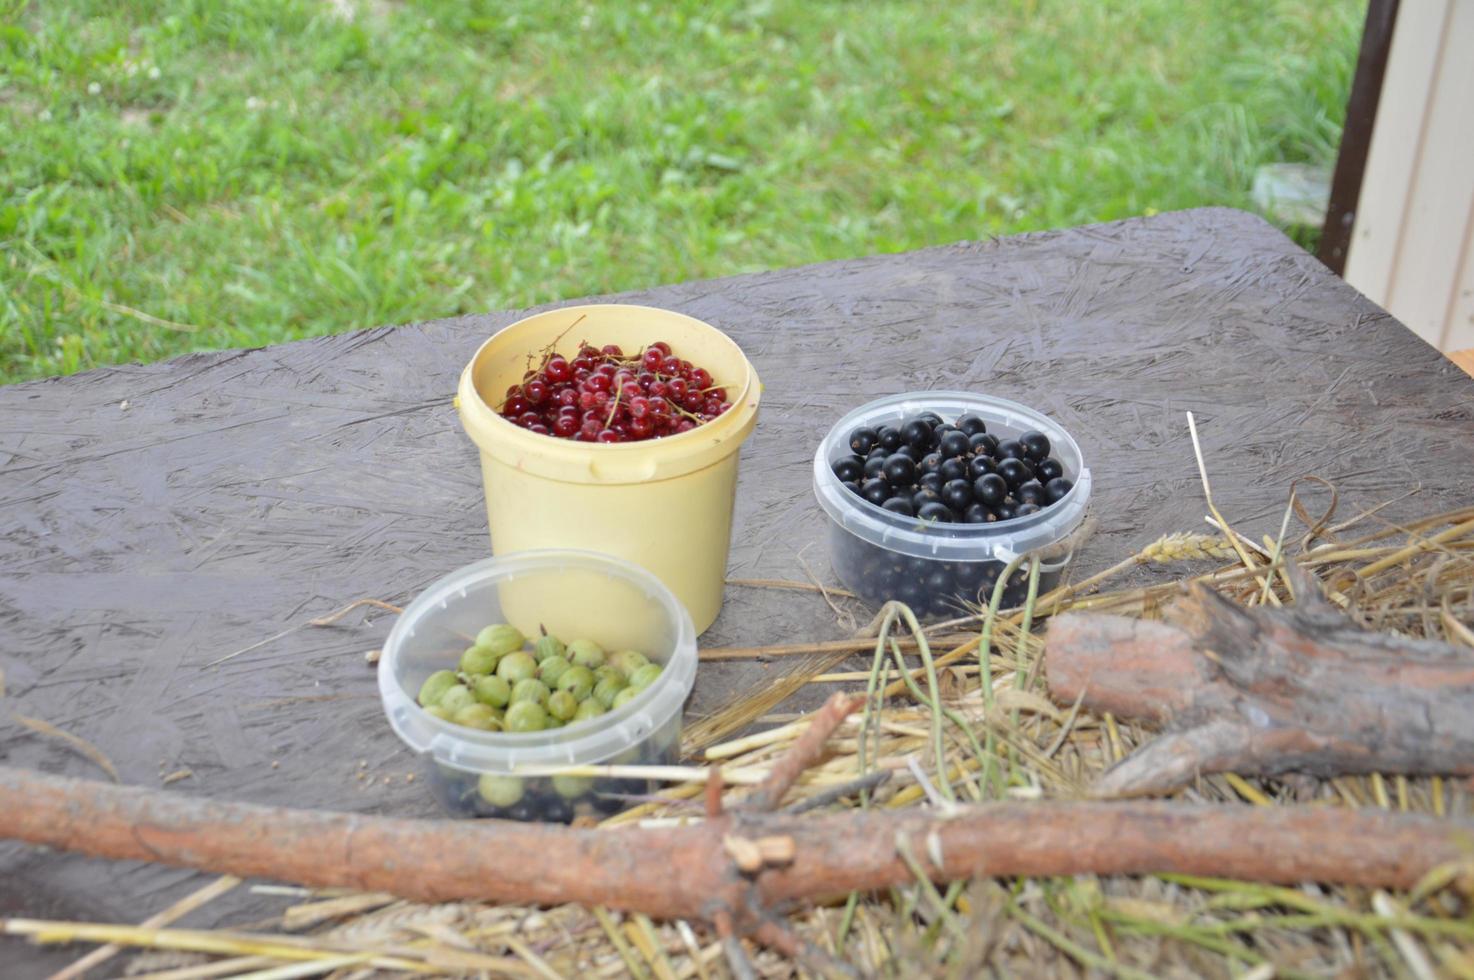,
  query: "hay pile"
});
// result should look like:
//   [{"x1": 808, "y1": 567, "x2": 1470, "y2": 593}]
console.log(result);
[{"x1": 15, "y1": 497, "x2": 1474, "y2": 979}]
